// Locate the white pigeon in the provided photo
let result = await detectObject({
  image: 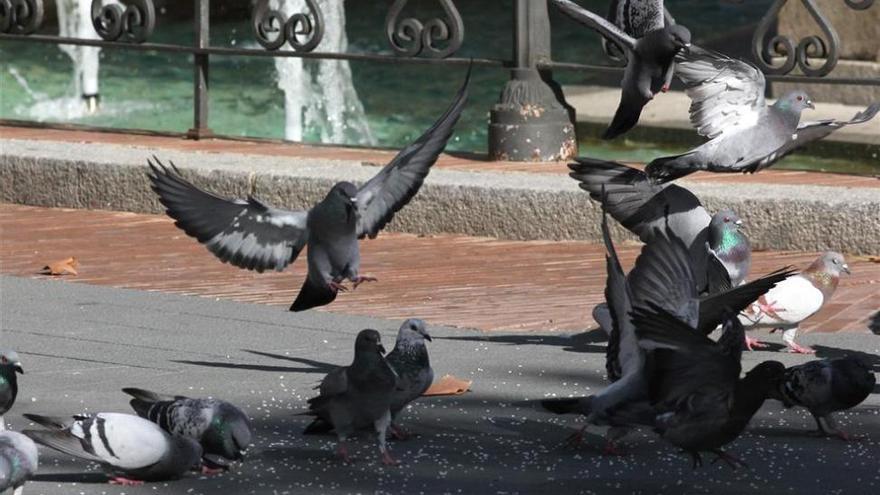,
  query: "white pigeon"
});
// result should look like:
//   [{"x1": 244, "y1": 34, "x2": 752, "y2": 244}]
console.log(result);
[{"x1": 739, "y1": 251, "x2": 850, "y2": 354}]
